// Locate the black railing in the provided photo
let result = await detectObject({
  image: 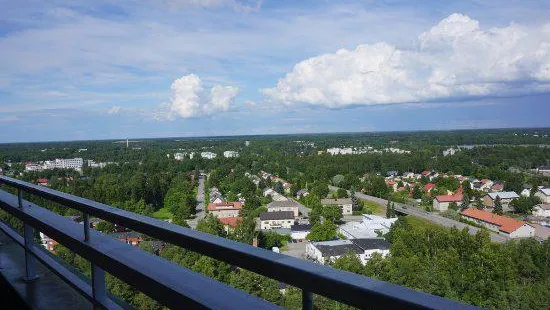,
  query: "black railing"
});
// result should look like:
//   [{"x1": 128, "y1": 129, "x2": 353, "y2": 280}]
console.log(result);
[{"x1": 0, "y1": 175, "x2": 478, "y2": 309}]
